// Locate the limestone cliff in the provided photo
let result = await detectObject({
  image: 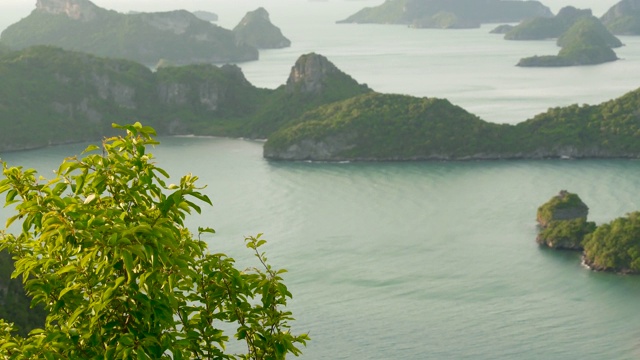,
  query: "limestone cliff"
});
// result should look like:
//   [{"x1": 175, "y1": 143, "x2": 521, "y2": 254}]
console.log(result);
[
  {"x1": 232, "y1": 8, "x2": 291, "y2": 49},
  {"x1": 35, "y1": 0, "x2": 98, "y2": 22},
  {"x1": 1, "y1": 0, "x2": 259, "y2": 65},
  {"x1": 0, "y1": 46, "x2": 261, "y2": 151}
]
